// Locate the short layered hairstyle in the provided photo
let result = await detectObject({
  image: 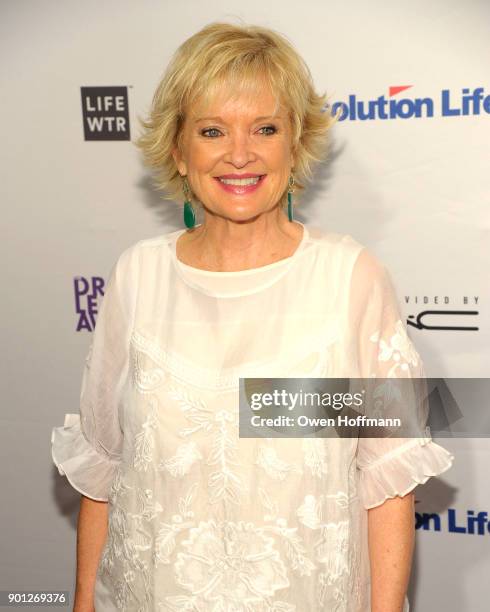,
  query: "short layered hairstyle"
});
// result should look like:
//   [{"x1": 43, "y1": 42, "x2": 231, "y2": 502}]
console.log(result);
[{"x1": 136, "y1": 21, "x2": 336, "y2": 207}]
